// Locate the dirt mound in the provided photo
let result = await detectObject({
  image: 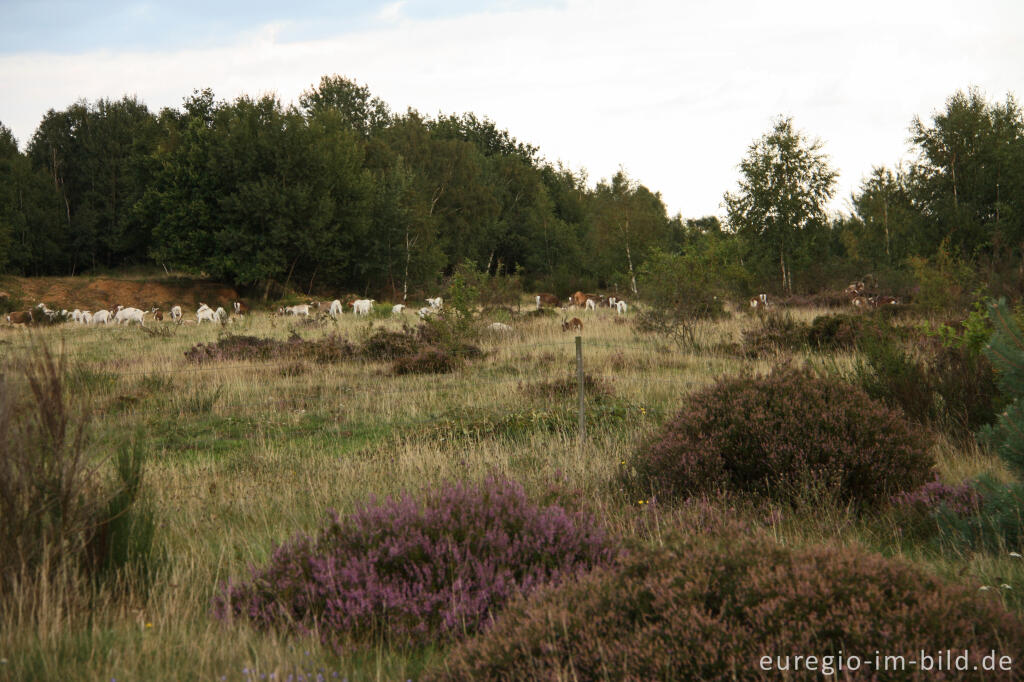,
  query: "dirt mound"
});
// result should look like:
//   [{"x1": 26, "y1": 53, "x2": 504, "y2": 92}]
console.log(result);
[{"x1": 1, "y1": 276, "x2": 239, "y2": 311}]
